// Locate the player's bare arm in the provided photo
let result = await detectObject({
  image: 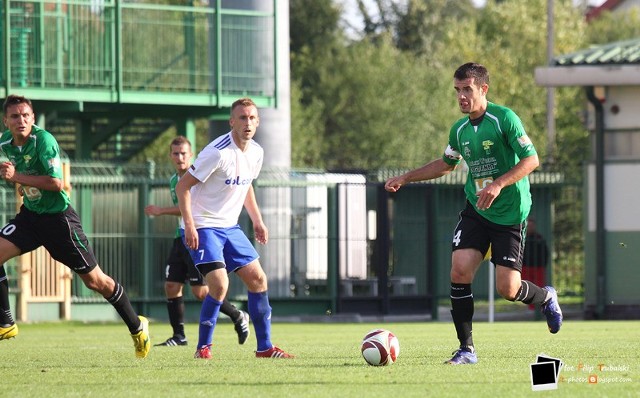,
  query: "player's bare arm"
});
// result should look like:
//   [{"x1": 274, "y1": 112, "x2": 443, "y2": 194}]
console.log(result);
[
  {"x1": 144, "y1": 205, "x2": 181, "y2": 217},
  {"x1": 0, "y1": 161, "x2": 63, "y2": 192},
  {"x1": 476, "y1": 154, "x2": 540, "y2": 211},
  {"x1": 243, "y1": 184, "x2": 268, "y2": 245},
  {"x1": 175, "y1": 171, "x2": 200, "y2": 250},
  {"x1": 385, "y1": 158, "x2": 456, "y2": 192}
]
